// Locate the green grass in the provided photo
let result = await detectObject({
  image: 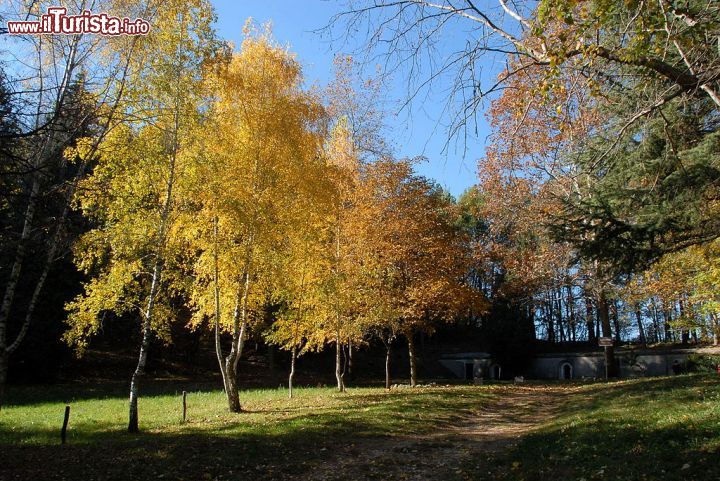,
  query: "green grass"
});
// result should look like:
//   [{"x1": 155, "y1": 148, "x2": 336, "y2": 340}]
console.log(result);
[
  {"x1": 0, "y1": 382, "x2": 493, "y2": 480},
  {"x1": 1, "y1": 383, "x2": 492, "y2": 445},
  {"x1": 488, "y1": 375, "x2": 720, "y2": 481},
  {"x1": 1, "y1": 375, "x2": 719, "y2": 480}
]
